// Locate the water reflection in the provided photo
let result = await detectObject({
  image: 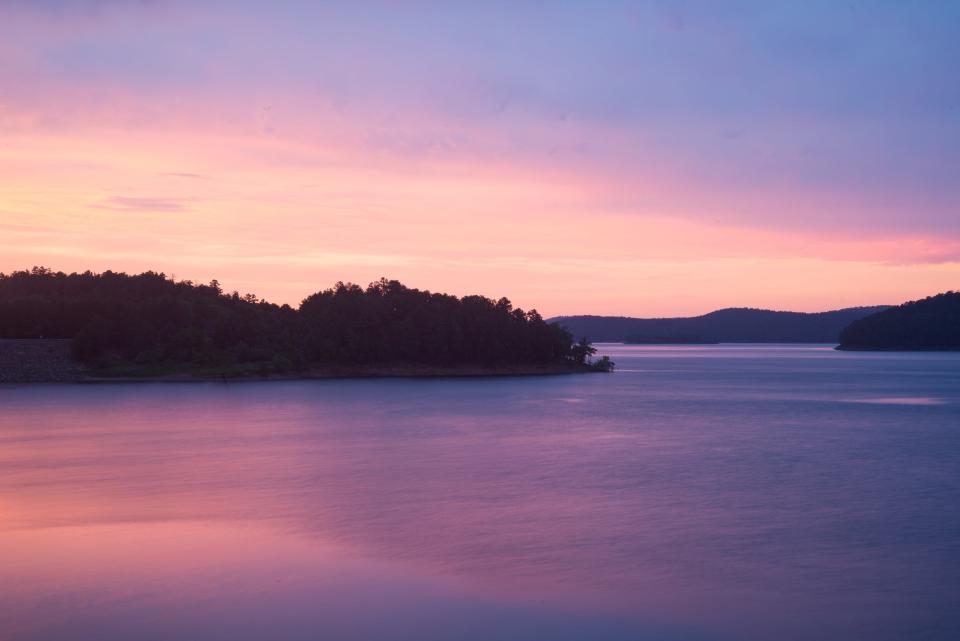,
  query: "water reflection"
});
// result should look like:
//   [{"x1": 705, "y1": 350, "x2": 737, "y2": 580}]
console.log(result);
[
  {"x1": 1, "y1": 345, "x2": 959, "y2": 640},
  {"x1": 5, "y1": 521, "x2": 716, "y2": 641}
]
